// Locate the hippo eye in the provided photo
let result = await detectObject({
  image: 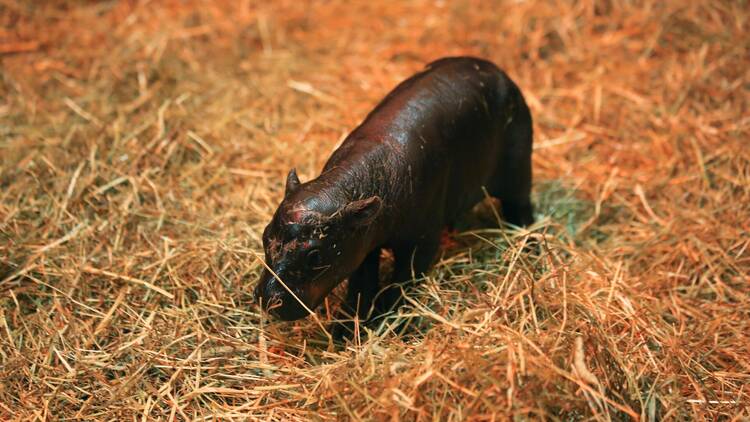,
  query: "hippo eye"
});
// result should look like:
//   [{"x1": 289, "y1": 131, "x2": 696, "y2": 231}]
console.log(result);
[{"x1": 306, "y1": 249, "x2": 322, "y2": 268}]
